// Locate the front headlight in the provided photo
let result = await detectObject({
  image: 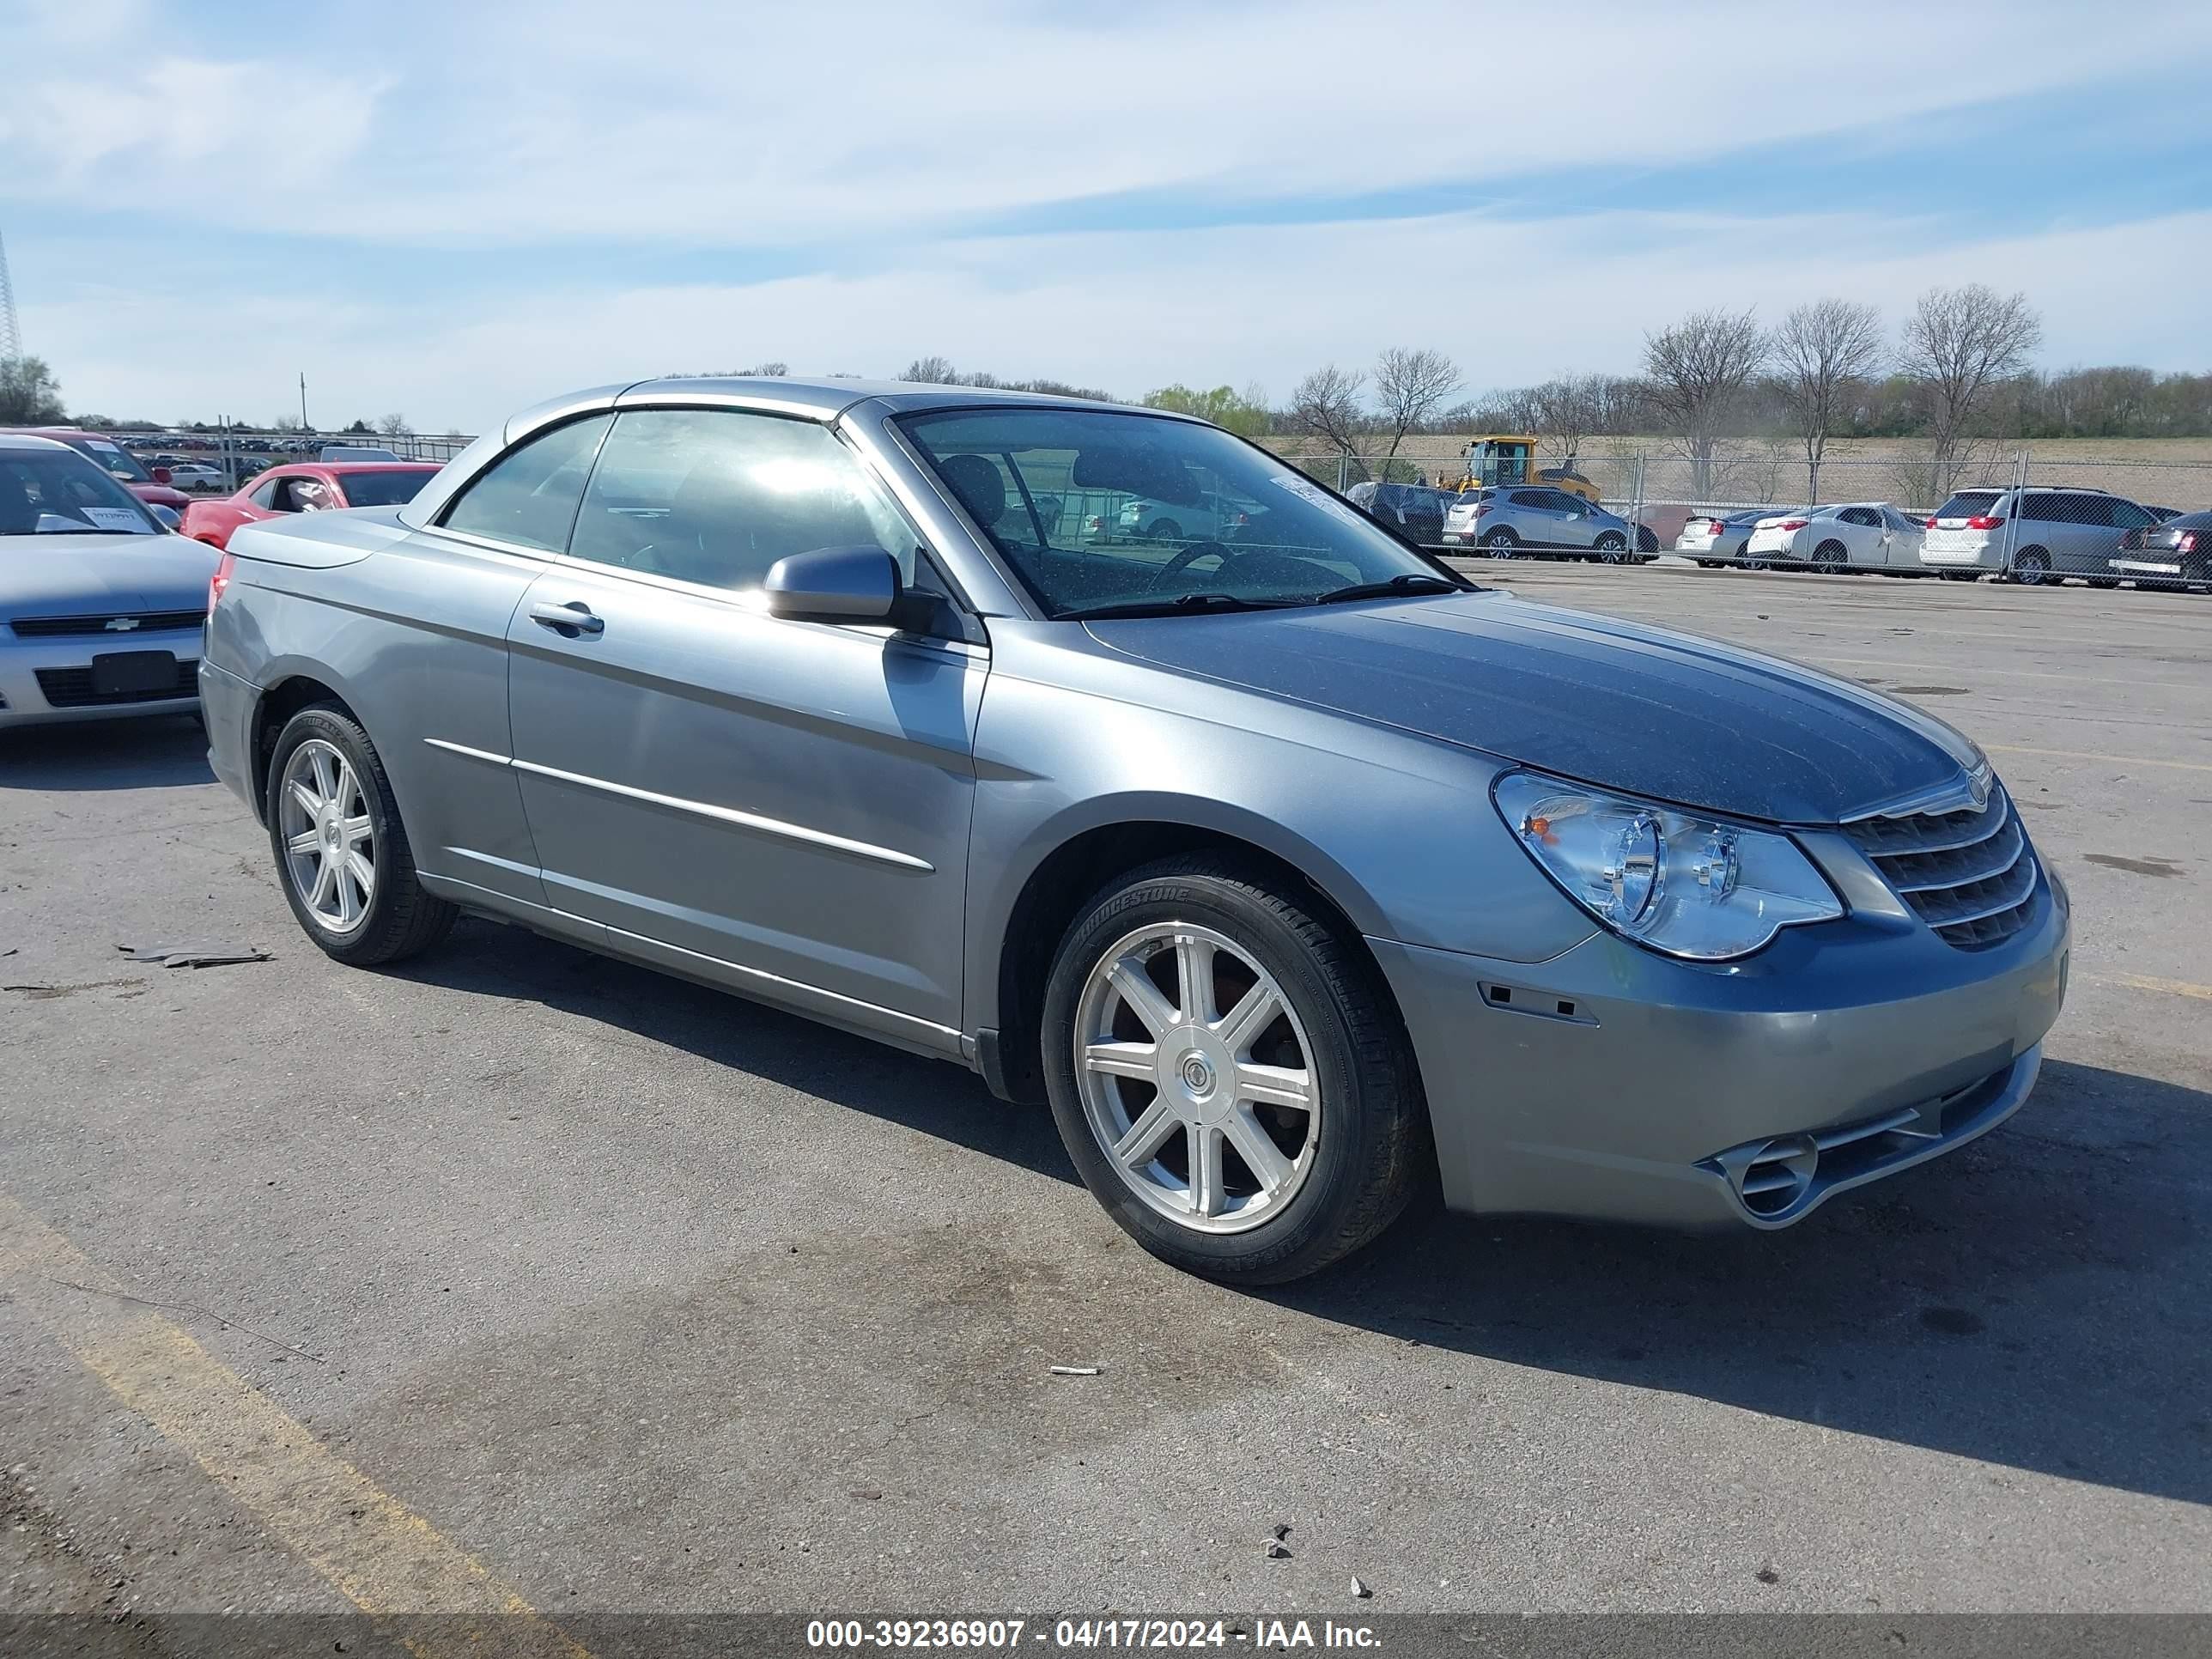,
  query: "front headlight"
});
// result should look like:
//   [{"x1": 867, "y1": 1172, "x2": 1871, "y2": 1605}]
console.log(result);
[{"x1": 1492, "y1": 772, "x2": 1842, "y2": 960}]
